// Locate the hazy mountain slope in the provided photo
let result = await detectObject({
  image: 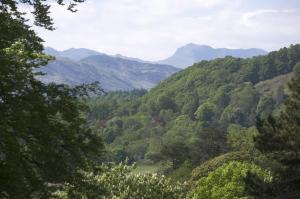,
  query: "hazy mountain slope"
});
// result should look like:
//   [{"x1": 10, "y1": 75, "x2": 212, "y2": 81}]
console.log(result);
[
  {"x1": 158, "y1": 43, "x2": 267, "y2": 68},
  {"x1": 114, "y1": 54, "x2": 153, "y2": 64},
  {"x1": 44, "y1": 47, "x2": 61, "y2": 57},
  {"x1": 39, "y1": 54, "x2": 179, "y2": 91}
]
